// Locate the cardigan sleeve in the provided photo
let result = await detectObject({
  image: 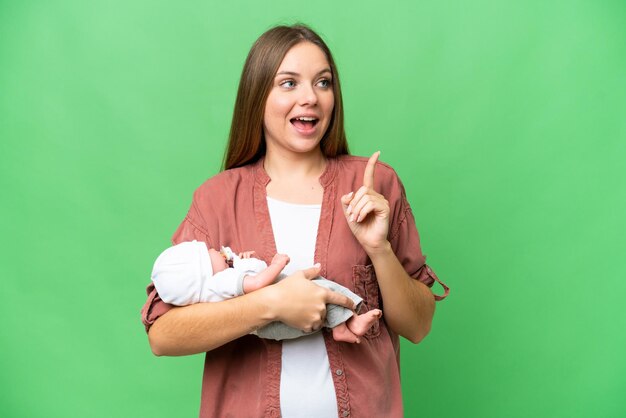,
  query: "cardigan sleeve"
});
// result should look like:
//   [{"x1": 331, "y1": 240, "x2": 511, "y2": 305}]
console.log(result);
[
  {"x1": 386, "y1": 173, "x2": 449, "y2": 301},
  {"x1": 140, "y1": 189, "x2": 215, "y2": 332}
]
